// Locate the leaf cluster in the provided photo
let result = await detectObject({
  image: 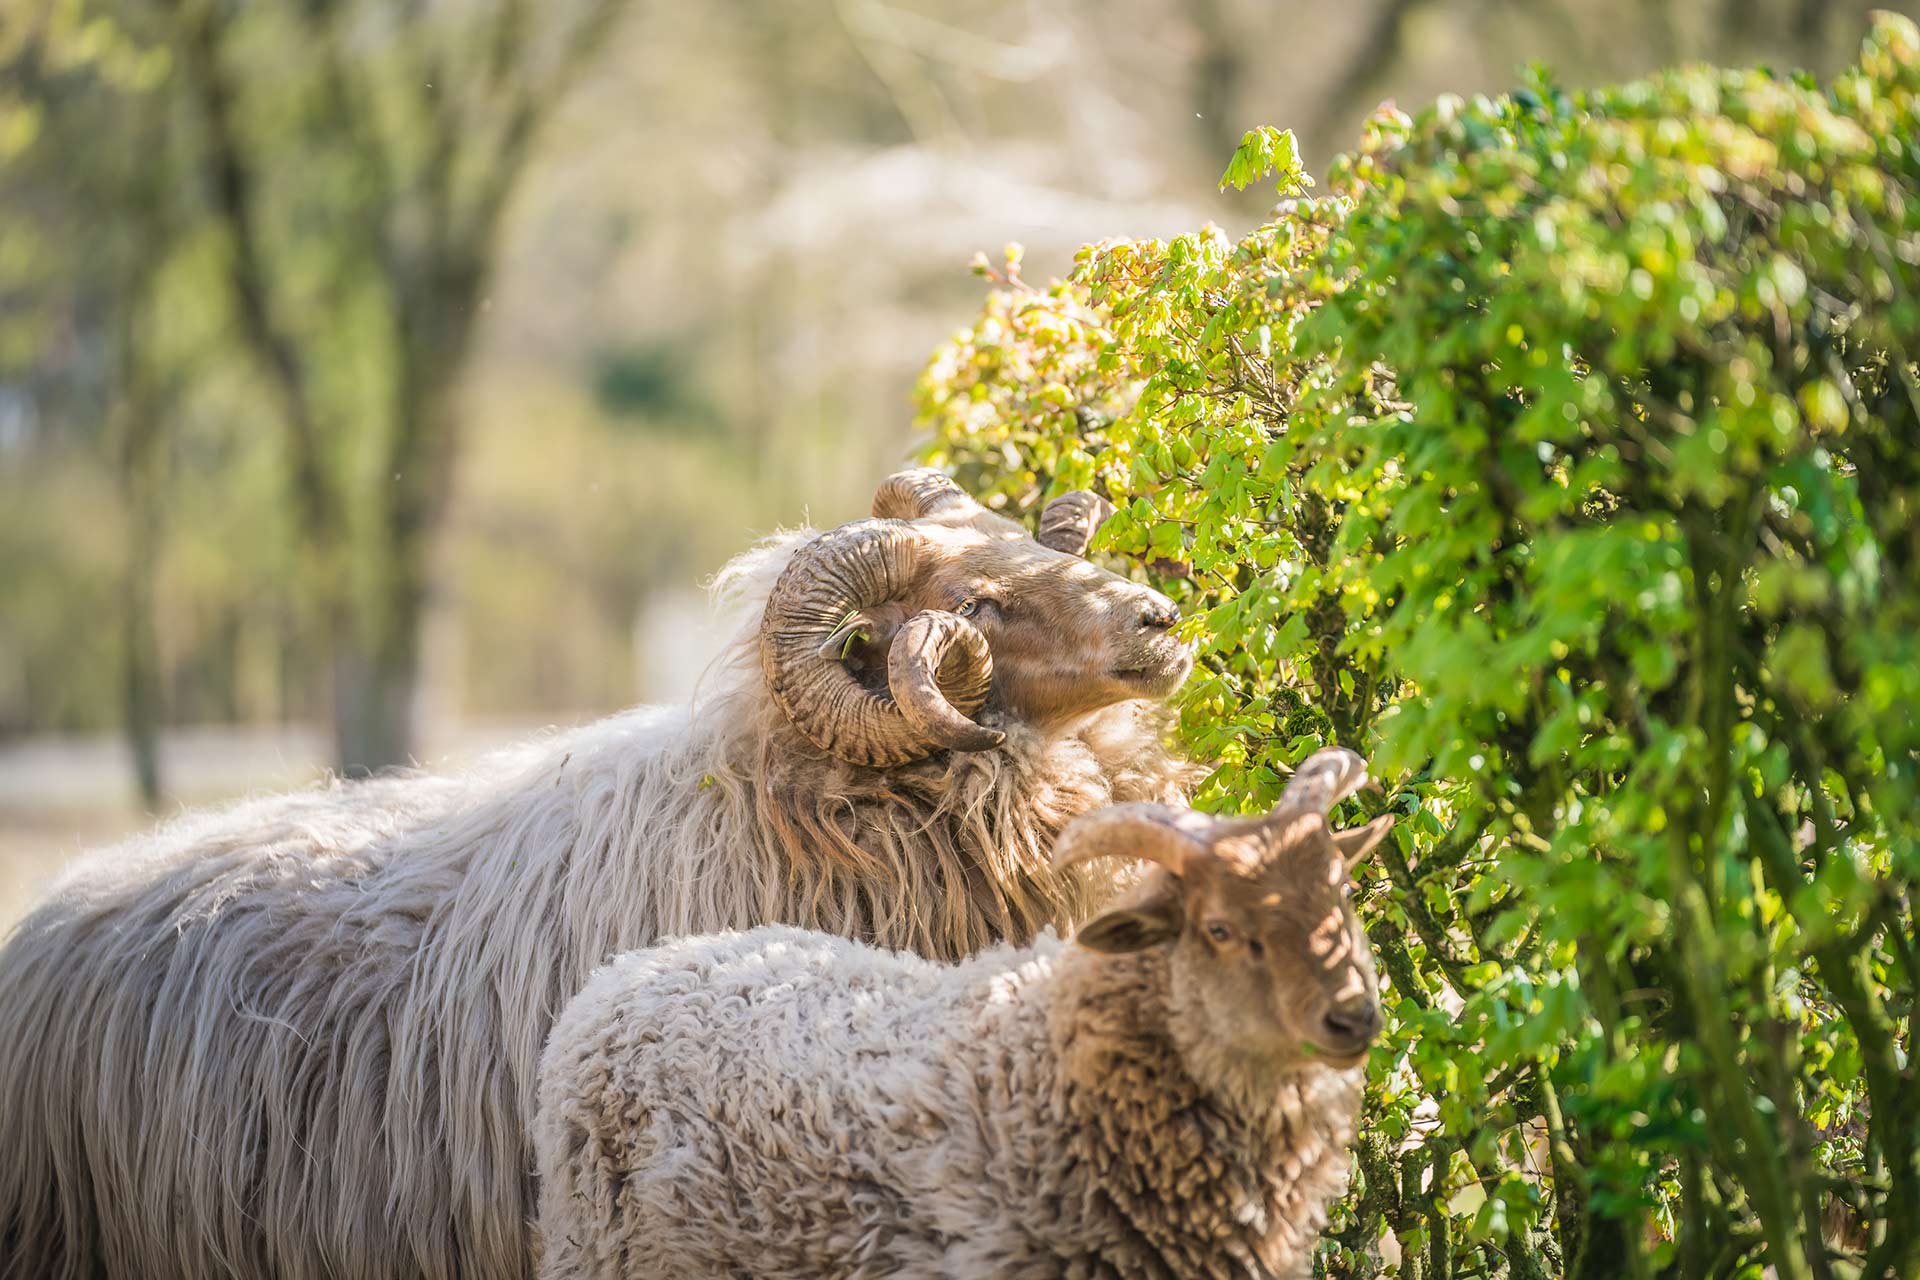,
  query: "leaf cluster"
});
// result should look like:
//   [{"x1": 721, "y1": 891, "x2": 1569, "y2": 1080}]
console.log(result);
[{"x1": 917, "y1": 19, "x2": 1920, "y2": 1278}]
